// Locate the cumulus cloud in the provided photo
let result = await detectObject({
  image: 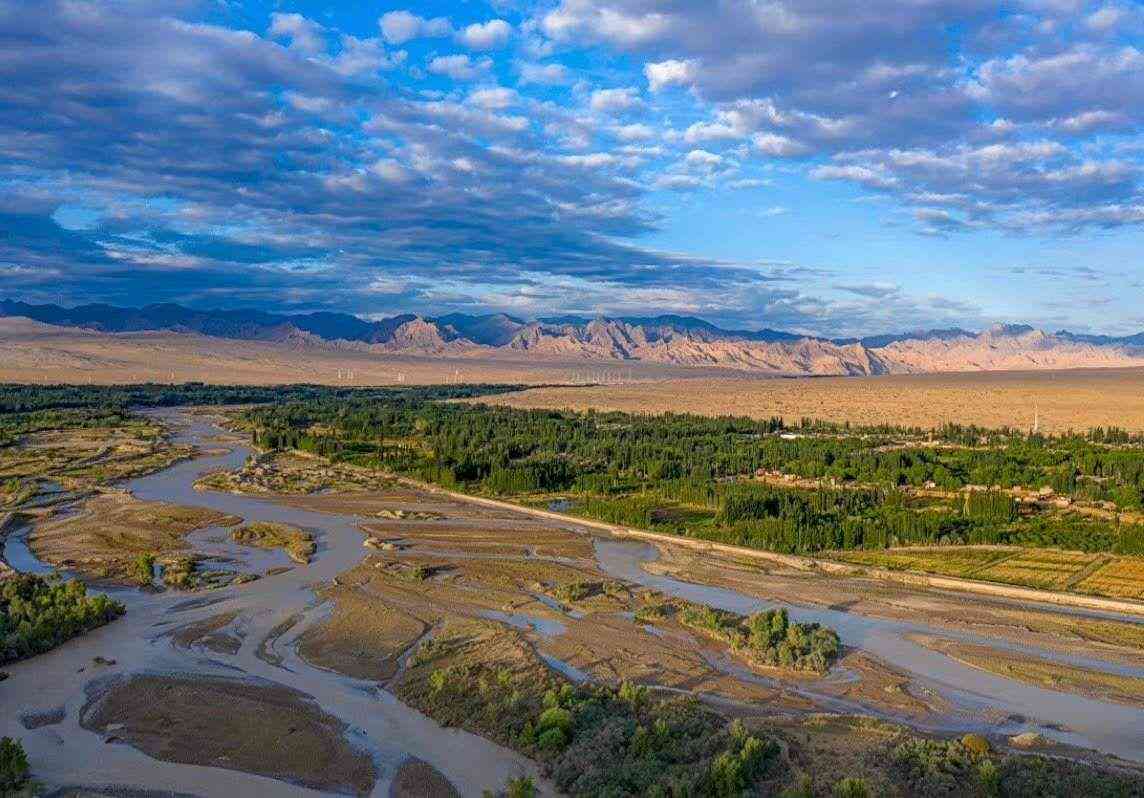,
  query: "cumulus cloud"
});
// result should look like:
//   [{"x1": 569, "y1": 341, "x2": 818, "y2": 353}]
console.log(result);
[
  {"x1": 1, "y1": 0, "x2": 1141, "y2": 334},
  {"x1": 644, "y1": 59, "x2": 696, "y2": 91},
  {"x1": 269, "y1": 13, "x2": 326, "y2": 55},
  {"x1": 589, "y1": 87, "x2": 642, "y2": 113},
  {"x1": 752, "y1": 133, "x2": 810, "y2": 157},
  {"x1": 518, "y1": 61, "x2": 573, "y2": 84},
  {"x1": 456, "y1": 19, "x2": 512, "y2": 50},
  {"x1": 379, "y1": 10, "x2": 451, "y2": 44},
  {"x1": 613, "y1": 123, "x2": 655, "y2": 141},
  {"x1": 684, "y1": 149, "x2": 722, "y2": 167},
  {"x1": 427, "y1": 54, "x2": 493, "y2": 81},
  {"x1": 468, "y1": 86, "x2": 518, "y2": 109}
]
